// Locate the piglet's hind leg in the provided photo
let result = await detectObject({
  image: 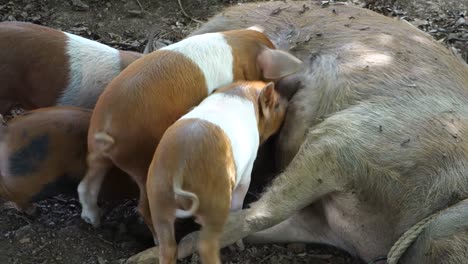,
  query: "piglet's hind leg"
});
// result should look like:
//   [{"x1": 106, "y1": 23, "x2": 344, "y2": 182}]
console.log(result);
[{"x1": 78, "y1": 154, "x2": 112, "y2": 228}]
